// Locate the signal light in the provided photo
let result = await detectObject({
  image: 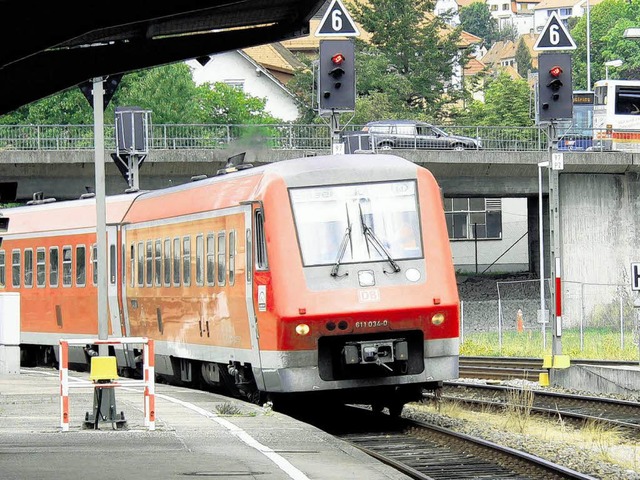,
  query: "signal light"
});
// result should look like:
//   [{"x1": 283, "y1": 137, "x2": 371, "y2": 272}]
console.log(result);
[
  {"x1": 549, "y1": 65, "x2": 563, "y2": 77},
  {"x1": 538, "y1": 53, "x2": 572, "y2": 120},
  {"x1": 318, "y1": 39, "x2": 355, "y2": 111}
]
